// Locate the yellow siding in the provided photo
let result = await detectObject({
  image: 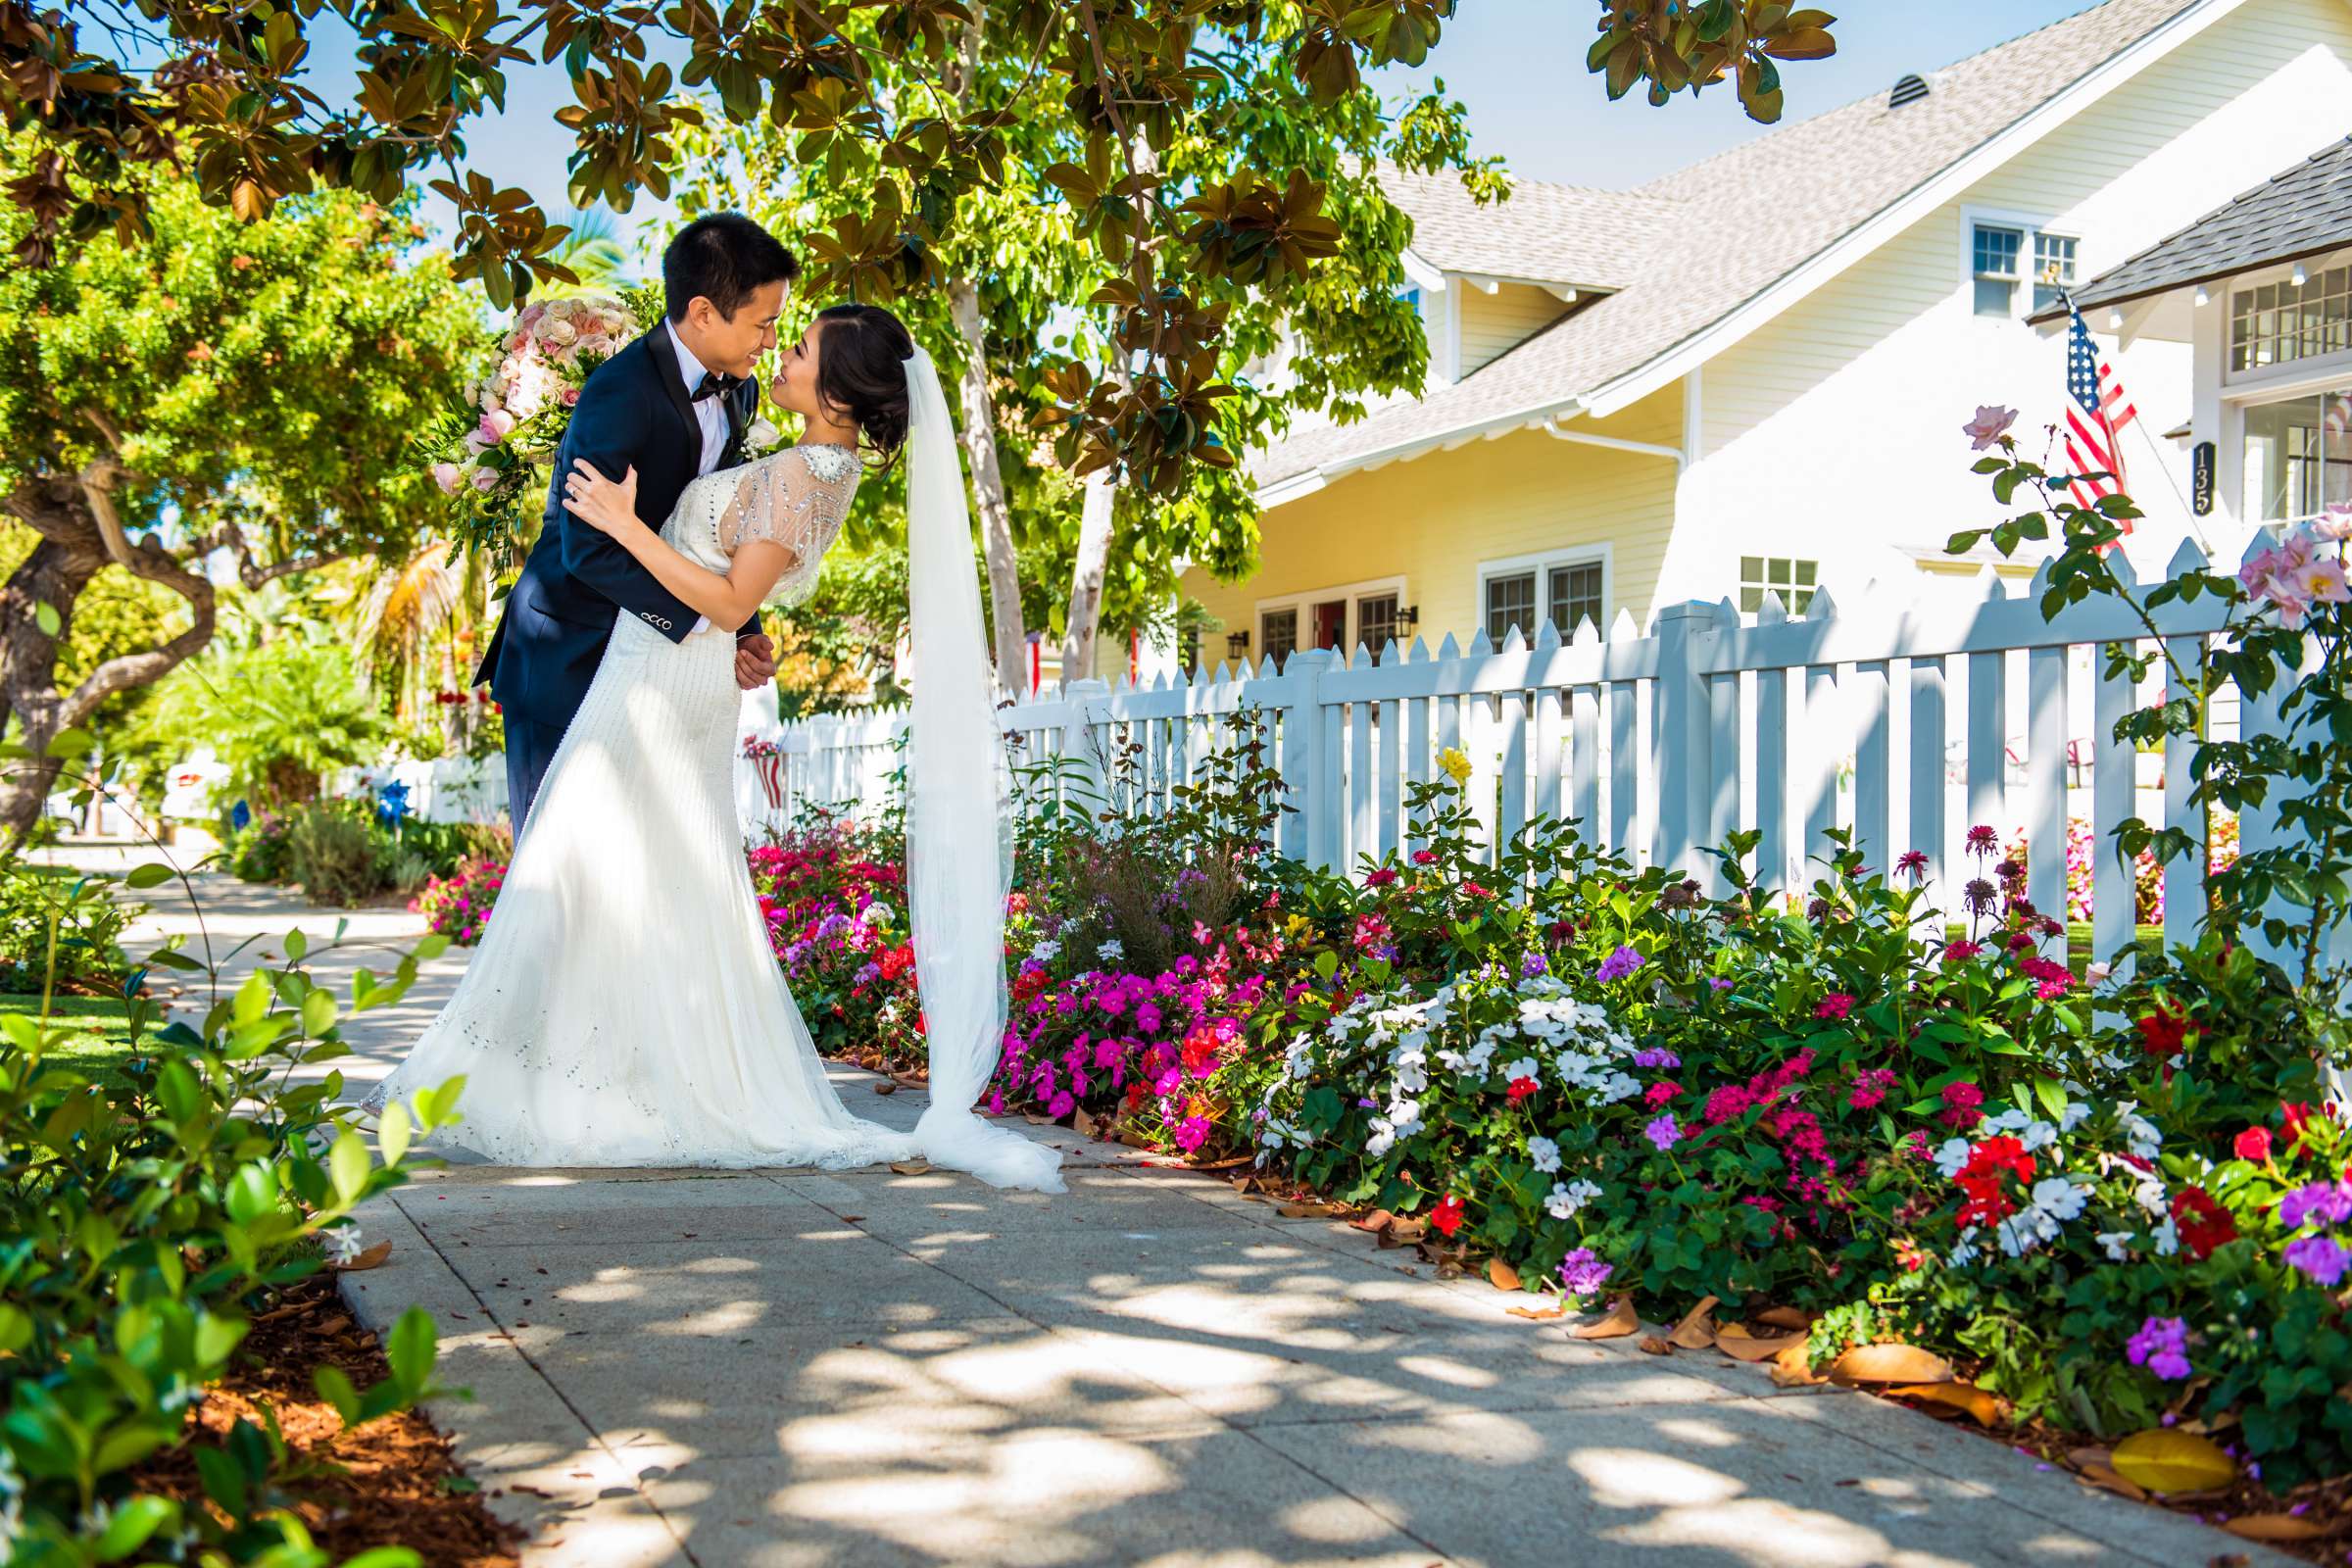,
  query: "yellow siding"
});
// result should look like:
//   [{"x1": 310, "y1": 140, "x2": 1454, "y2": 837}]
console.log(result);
[
  {"x1": 1457, "y1": 282, "x2": 1574, "y2": 376},
  {"x1": 1188, "y1": 385, "x2": 1684, "y2": 653},
  {"x1": 1682, "y1": 0, "x2": 2352, "y2": 606}
]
